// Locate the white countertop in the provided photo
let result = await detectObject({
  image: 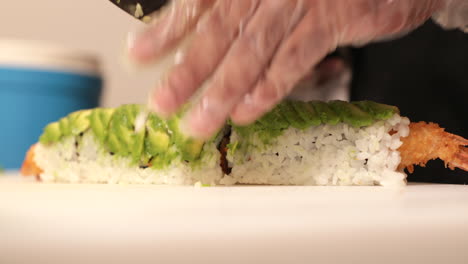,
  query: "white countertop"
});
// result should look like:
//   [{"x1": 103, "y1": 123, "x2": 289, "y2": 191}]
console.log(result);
[{"x1": 1, "y1": 174, "x2": 467, "y2": 264}]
